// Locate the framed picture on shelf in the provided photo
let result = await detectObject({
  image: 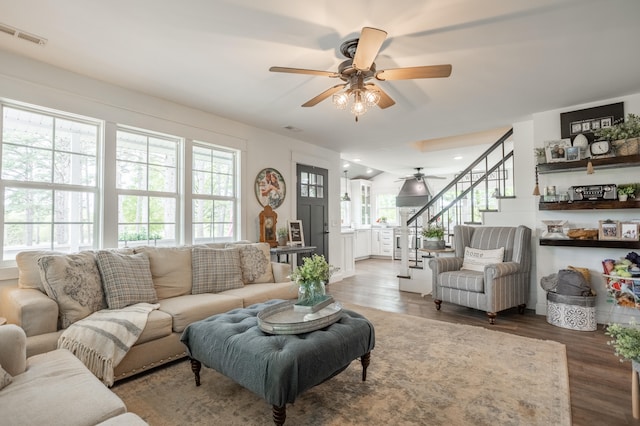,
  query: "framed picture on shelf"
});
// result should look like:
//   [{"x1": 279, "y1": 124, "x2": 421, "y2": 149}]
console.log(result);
[
  {"x1": 599, "y1": 220, "x2": 621, "y2": 240},
  {"x1": 541, "y1": 220, "x2": 569, "y2": 239},
  {"x1": 565, "y1": 146, "x2": 580, "y2": 161},
  {"x1": 544, "y1": 139, "x2": 571, "y2": 163},
  {"x1": 620, "y1": 222, "x2": 639, "y2": 241}
]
